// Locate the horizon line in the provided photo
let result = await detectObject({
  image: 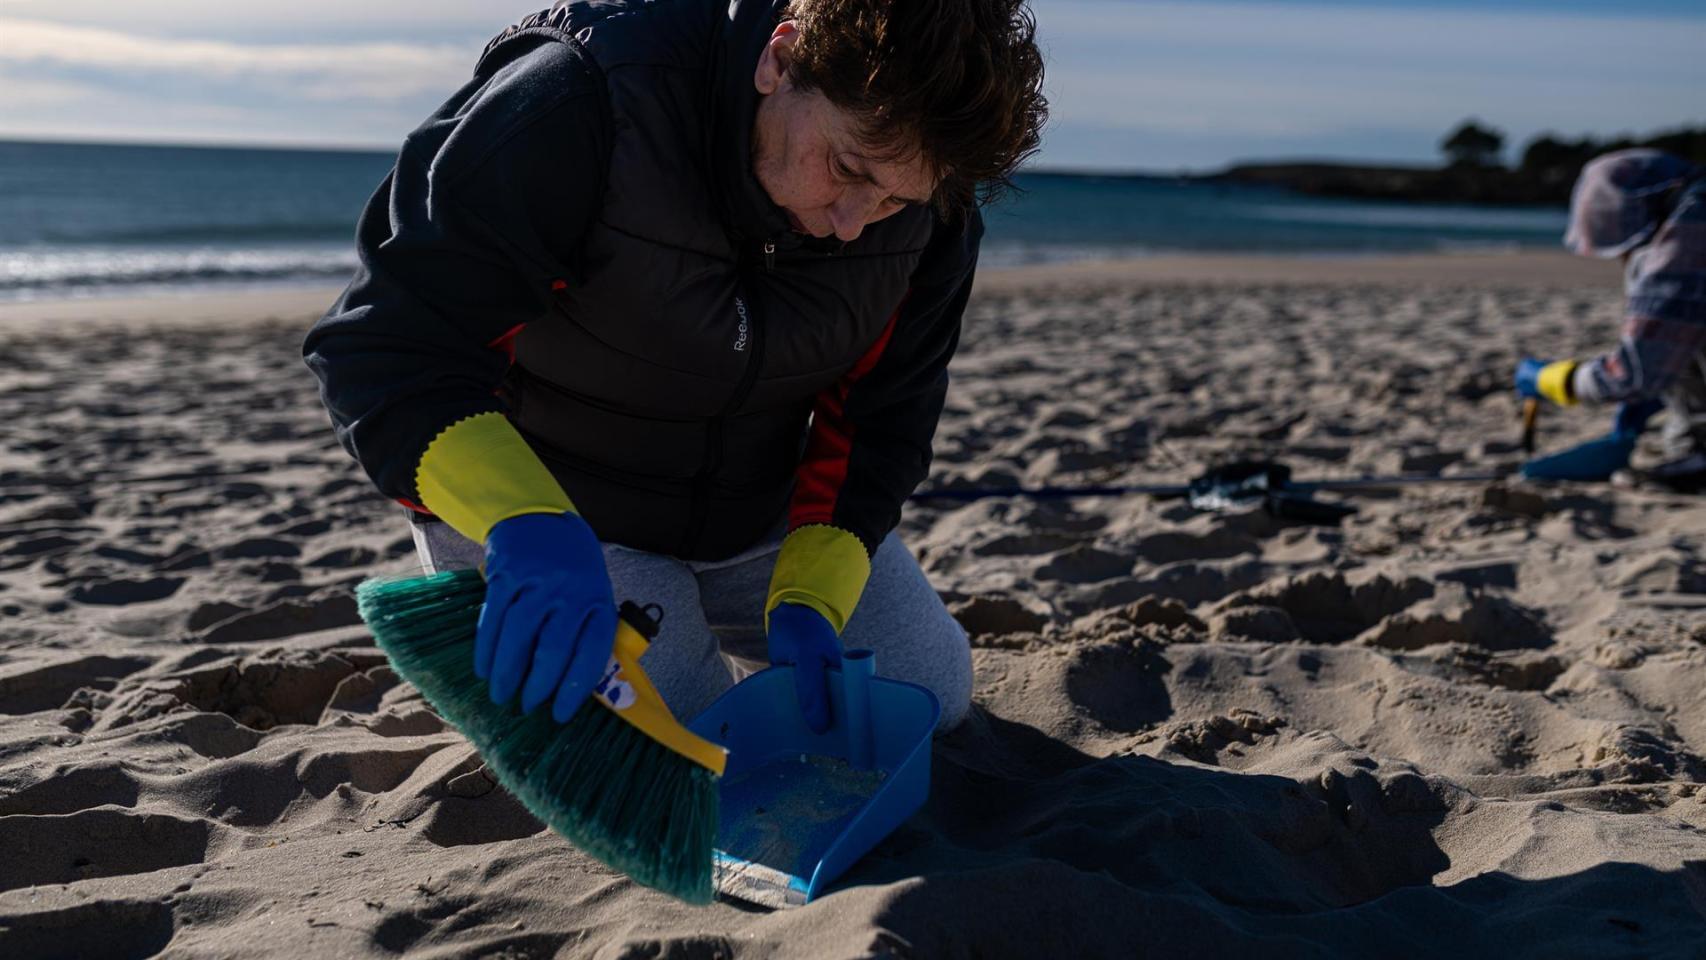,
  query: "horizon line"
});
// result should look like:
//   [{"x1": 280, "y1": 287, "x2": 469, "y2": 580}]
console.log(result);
[{"x1": 3, "y1": 129, "x2": 1698, "y2": 179}]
